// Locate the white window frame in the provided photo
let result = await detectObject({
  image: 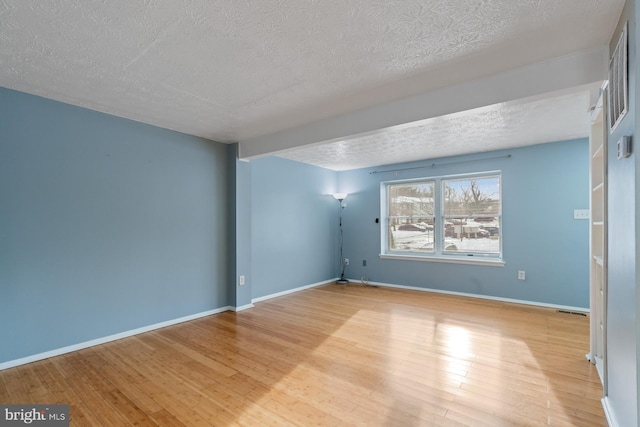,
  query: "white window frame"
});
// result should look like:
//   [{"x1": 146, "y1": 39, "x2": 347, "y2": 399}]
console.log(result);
[{"x1": 380, "y1": 171, "x2": 504, "y2": 266}]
